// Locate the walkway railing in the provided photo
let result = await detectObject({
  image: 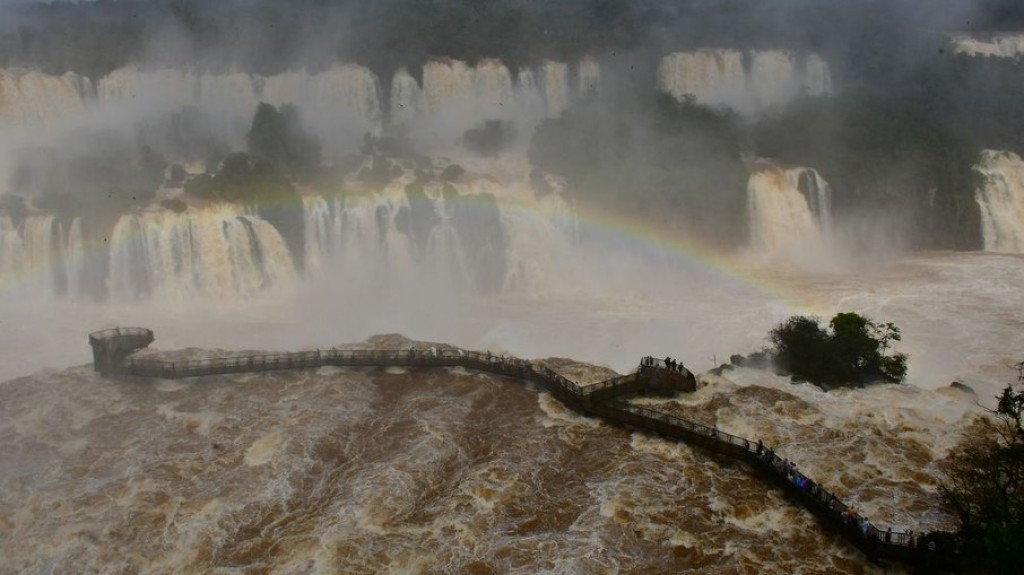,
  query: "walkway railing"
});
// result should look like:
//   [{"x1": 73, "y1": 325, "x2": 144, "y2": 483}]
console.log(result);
[{"x1": 89, "y1": 328, "x2": 959, "y2": 568}]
